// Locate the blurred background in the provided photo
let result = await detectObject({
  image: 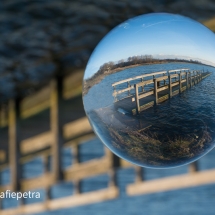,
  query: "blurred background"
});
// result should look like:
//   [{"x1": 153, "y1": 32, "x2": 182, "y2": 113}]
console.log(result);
[{"x1": 0, "y1": 0, "x2": 215, "y2": 215}]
